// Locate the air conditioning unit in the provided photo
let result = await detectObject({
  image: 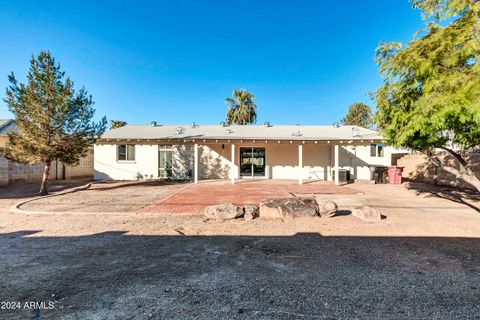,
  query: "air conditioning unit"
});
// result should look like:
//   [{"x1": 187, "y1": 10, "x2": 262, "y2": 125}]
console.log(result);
[{"x1": 332, "y1": 169, "x2": 348, "y2": 182}]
